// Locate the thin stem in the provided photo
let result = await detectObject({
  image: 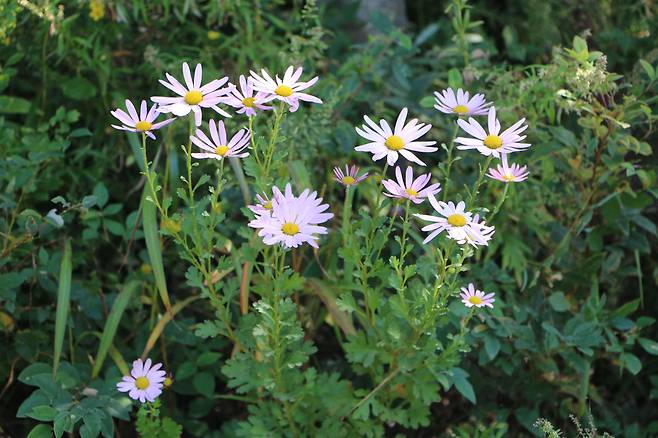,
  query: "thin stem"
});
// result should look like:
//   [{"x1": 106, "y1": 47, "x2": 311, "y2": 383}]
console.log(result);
[
  {"x1": 442, "y1": 122, "x2": 460, "y2": 201},
  {"x1": 140, "y1": 133, "x2": 164, "y2": 215},
  {"x1": 399, "y1": 199, "x2": 412, "y2": 263},
  {"x1": 373, "y1": 163, "x2": 389, "y2": 214},
  {"x1": 186, "y1": 116, "x2": 196, "y2": 211},
  {"x1": 342, "y1": 186, "x2": 355, "y2": 284},
  {"x1": 343, "y1": 367, "x2": 400, "y2": 420},
  {"x1": 488, "y1": 183, "x2": 510, "y2": 221},
  {"x1": 264, "y1": 101, "x2": 286, "y2": 179},
  {"x1": 577, "y1": 361, "x2": 592, "y2": 417},
  {"x1": 468, "y1": 156, "x2": 492, "y2": 206}
]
